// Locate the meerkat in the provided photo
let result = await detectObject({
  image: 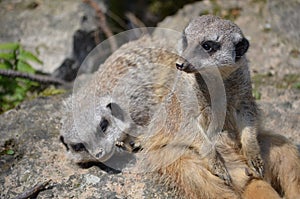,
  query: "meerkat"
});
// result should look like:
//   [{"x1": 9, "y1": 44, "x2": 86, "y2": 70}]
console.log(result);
[
  {"x1": 60, "y1": 34, "x2": 300, "y2": 198},
  {"x1": 176, "y1": 15, "x2": 264, "y2": 179},
  {"x1": 60, "y1": 36, "x2": 181, "y2": 163},
  {"x1": 60, "y1": 35, "x2": 230, "y2": 183}
]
